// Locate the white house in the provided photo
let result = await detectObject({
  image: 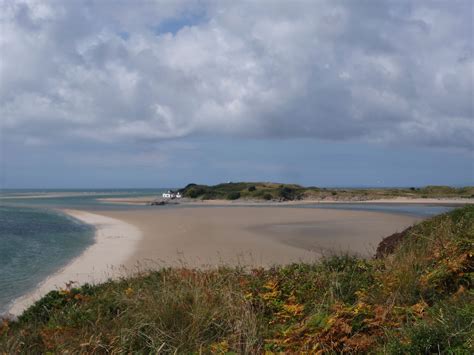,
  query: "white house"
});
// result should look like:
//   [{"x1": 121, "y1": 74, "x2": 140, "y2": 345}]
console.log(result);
[
  {"x1": 162, "y1": 191, "x2": 175, "y2": 199},
  {"x1": 162, "y1": 190, "x2": 182, "y2": 199}
]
